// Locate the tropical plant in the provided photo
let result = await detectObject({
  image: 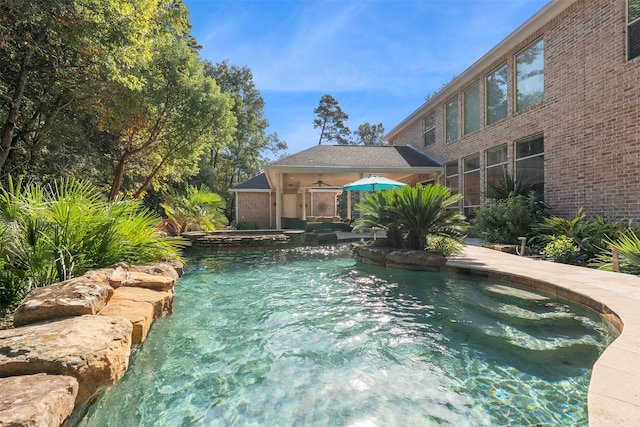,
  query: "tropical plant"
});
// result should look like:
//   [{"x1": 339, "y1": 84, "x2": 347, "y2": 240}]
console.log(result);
[
  {"x1": 593, "y1": 229, "x2": 640, "y2": 275},
  {"x1": 0, "y1": 177, "x2": 185, "y2": 315},
  {"x1": 425, "y1": 235, "x2": 464, "y2": 257},
  {"x1": 352, "y1": 184, "x2": 468, "y2": 251},
  {"x1": 534, "y1": 208, "x2": 628, "y2": 263},
  {"x1": 352, "y1": 190, "x2": 403, "y2": 248},
  {"x1": 541, "y1": 235, "x2": 580, "y2": 264},
  {"x1": 160, "y1": 184, "x2": 227, "y2": 235},
  {"x1": 474, "y1": 191, "x2": 544, "y2": 244},
  {"x1": 487, "y1": 170, "x2": 538, "y2": 200}
]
